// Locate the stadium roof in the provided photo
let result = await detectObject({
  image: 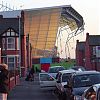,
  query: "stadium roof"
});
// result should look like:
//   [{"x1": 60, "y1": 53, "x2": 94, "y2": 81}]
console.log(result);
[{"x1": 23, "y1": 5, "x2": 84, "y2": 57}]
